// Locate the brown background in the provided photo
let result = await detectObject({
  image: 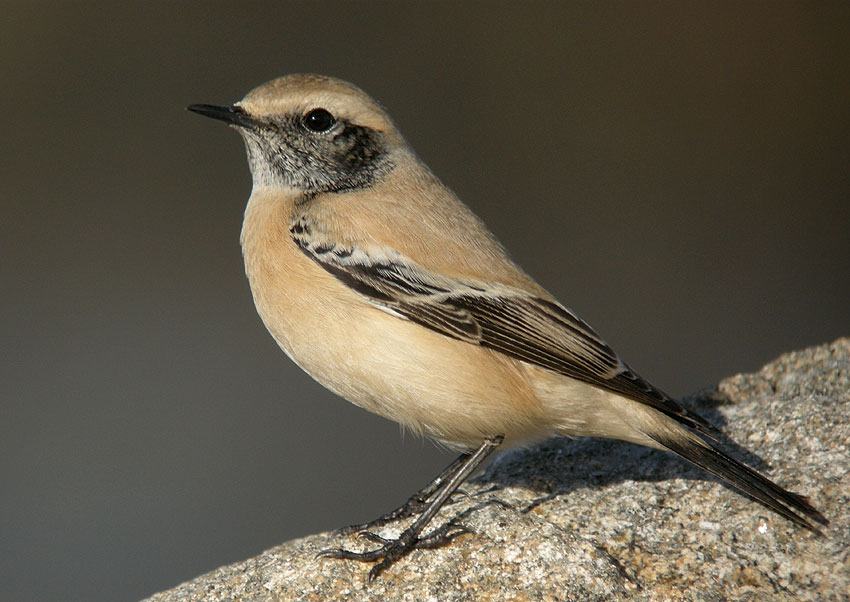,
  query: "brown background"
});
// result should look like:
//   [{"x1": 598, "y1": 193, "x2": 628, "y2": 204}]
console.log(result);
[{"x1": 2, "y1": 2, "x2": 848, "y2": 601}]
